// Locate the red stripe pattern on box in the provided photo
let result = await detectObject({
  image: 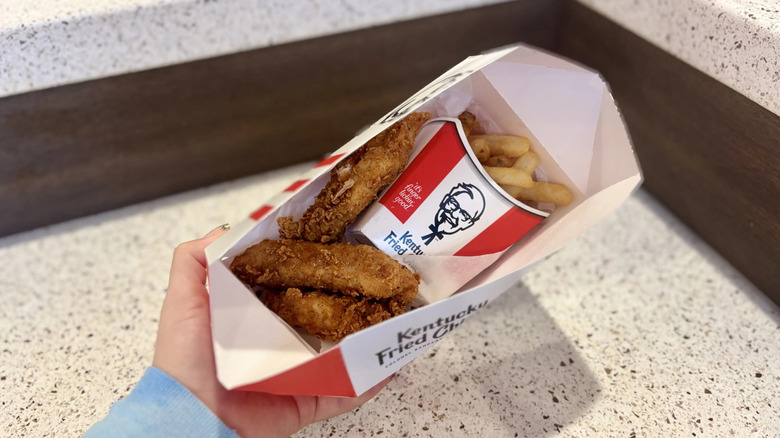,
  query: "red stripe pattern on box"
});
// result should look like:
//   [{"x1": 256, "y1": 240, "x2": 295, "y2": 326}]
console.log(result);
[
  {"x1": 379, "y1": 122, "x2": 465, "y2": 224},
  {"x1": 284, "y1": 179, "x2": 310, "y2": 192},
  {"x1": 315, "y1": 153, "x2": 345, "y2": 168},
  {"x1": 249, "y1": 205, "x2": 274, "y2": 221},
  {"x1": 454, "y1": 206, "x2": 544, "y2": 256}
]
